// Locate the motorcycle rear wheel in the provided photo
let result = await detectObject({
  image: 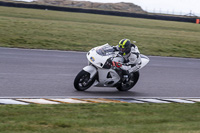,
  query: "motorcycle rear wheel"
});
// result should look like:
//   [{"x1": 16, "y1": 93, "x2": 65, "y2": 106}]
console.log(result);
[
  {"x1": 116, "y1": 71, "x2": 140, "y2": 91},
  {"x1": 74, "y1": 70, "x2": 95, "y2": 91}
]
